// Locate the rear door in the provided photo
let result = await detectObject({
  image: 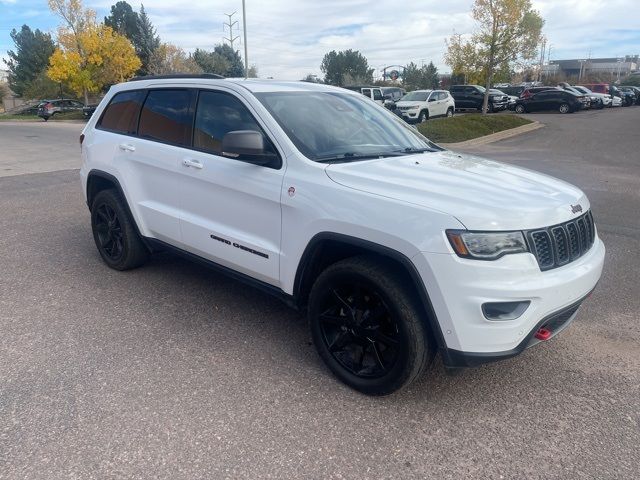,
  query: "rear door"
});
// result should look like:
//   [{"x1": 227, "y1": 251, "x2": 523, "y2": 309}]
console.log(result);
[
  {"x1": 361, "y1": 88, "x2": 372, "y2": 101},
  {"x1": 123, "y1": 88, "x2": 196, "y2": 245},
  {"x1": 175, "y1": 89, "x2": 284, "y2": 285}
]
